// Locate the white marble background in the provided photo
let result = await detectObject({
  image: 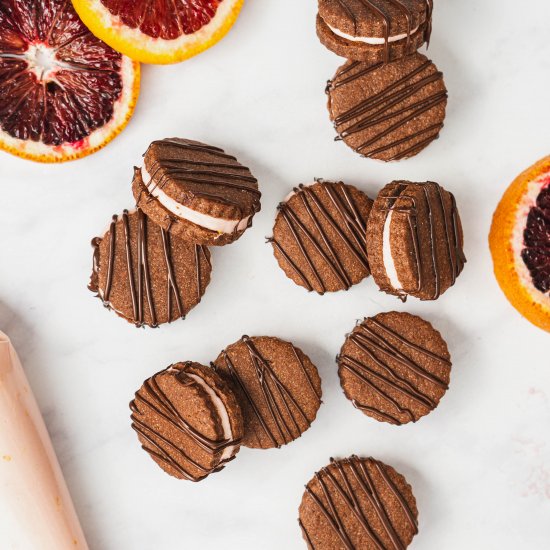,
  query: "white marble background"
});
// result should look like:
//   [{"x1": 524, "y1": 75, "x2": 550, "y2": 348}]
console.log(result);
[{"x1": 1, "y1": 0, "x2": 550, "y2": 548}]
